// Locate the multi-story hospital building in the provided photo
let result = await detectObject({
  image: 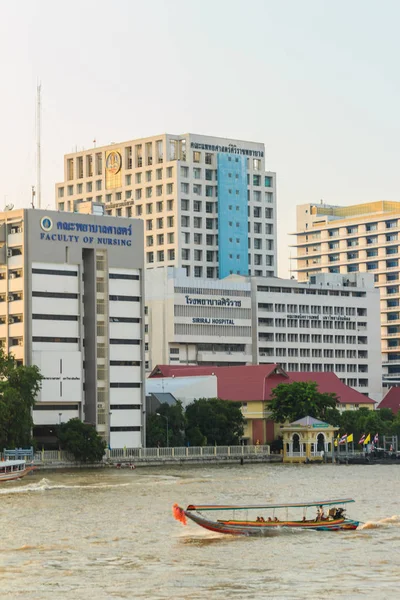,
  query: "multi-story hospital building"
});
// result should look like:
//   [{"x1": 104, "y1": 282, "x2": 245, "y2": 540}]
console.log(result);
[
  {"x1": 55, "y1": 132, "x2": 277, "y2": 279},
  {"x1": 0, "y1": 209, "x2": 145, "y2": 449},
  {"x1": 145, "y1": 268, "x2": 382, "y2": 401}
]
